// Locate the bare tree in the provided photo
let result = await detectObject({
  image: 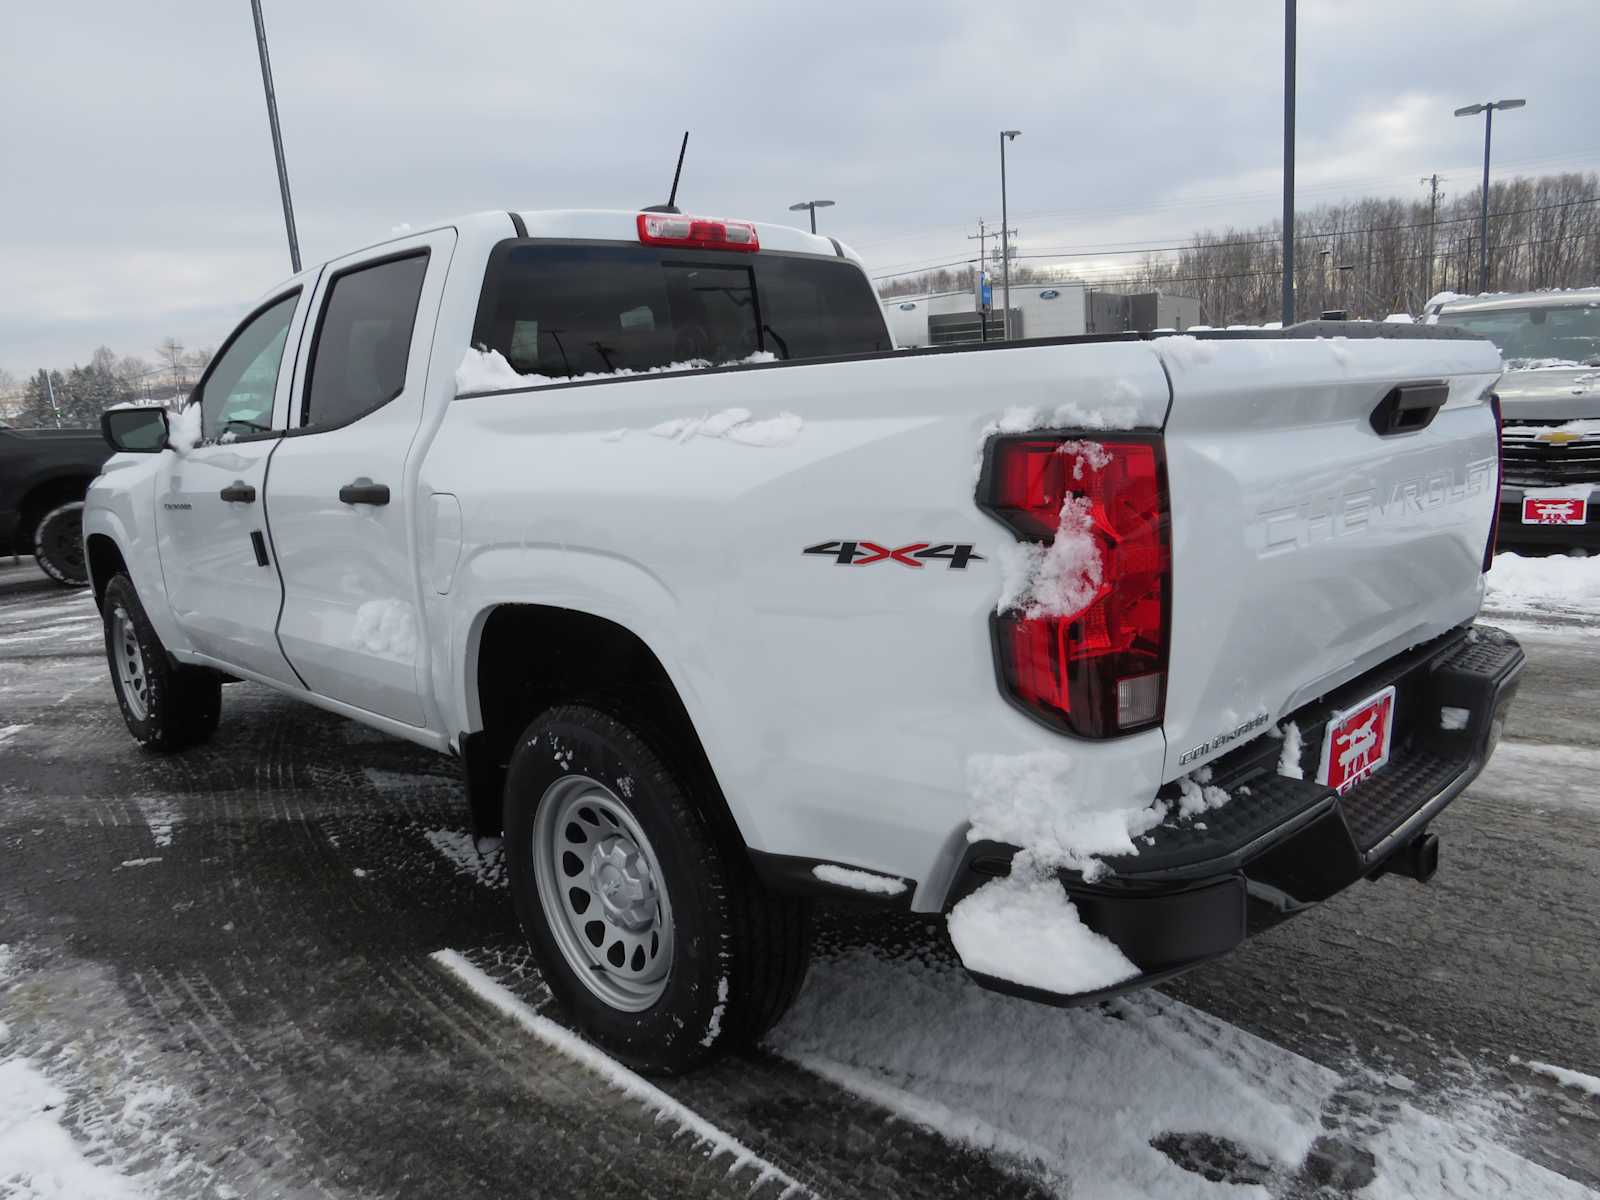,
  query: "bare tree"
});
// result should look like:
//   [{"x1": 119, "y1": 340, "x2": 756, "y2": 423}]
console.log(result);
[{"x1": 879, "y1": 170, "x2": 1600, "y2": 324}]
